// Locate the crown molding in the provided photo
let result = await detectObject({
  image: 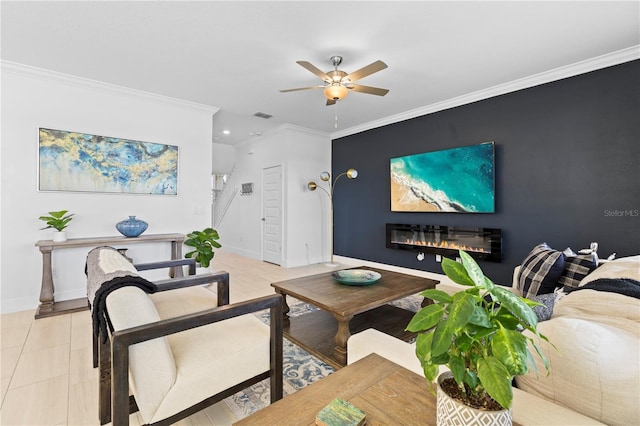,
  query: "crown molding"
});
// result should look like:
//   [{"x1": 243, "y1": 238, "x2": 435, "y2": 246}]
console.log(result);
[
  {"x1": 272, "y1": 123, "x2": 330, "y2": 138},
  {"x1": 1, "y1": 60, "x2": 220, "y2": 115},
  {"x1": 332, "y1": 46, "x2": 640, "y2": 140}
]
